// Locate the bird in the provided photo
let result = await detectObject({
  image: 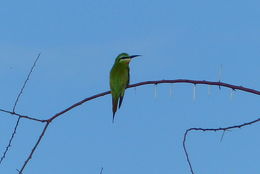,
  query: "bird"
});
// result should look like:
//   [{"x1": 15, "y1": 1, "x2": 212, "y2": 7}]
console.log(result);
[{"x1": 110, "y1": 53, "x2": 140, "y2": 122}]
